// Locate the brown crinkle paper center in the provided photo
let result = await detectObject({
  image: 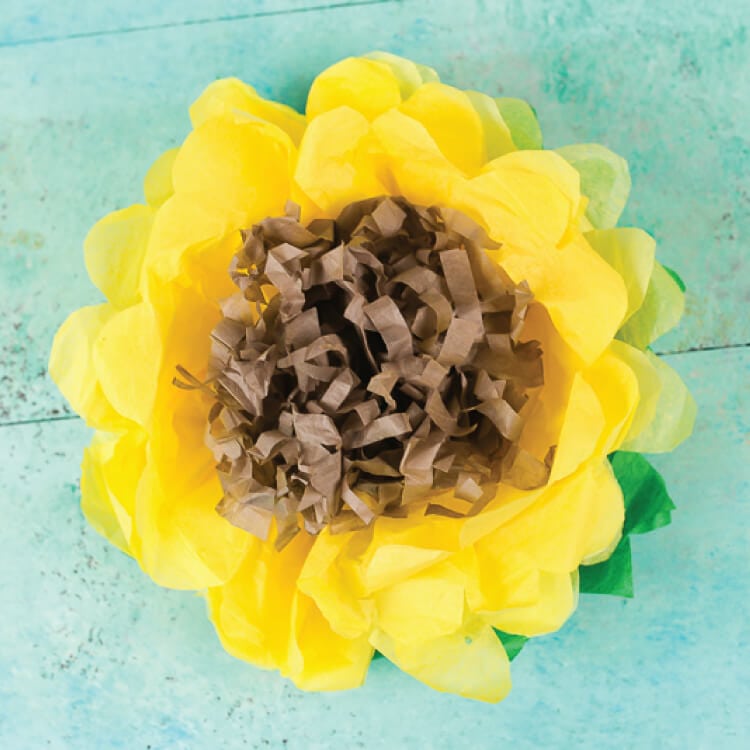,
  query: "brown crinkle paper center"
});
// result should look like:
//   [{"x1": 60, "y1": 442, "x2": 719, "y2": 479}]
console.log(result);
[{"x1": 176, "y1": 197, "x2": 553, "y2": 549}]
